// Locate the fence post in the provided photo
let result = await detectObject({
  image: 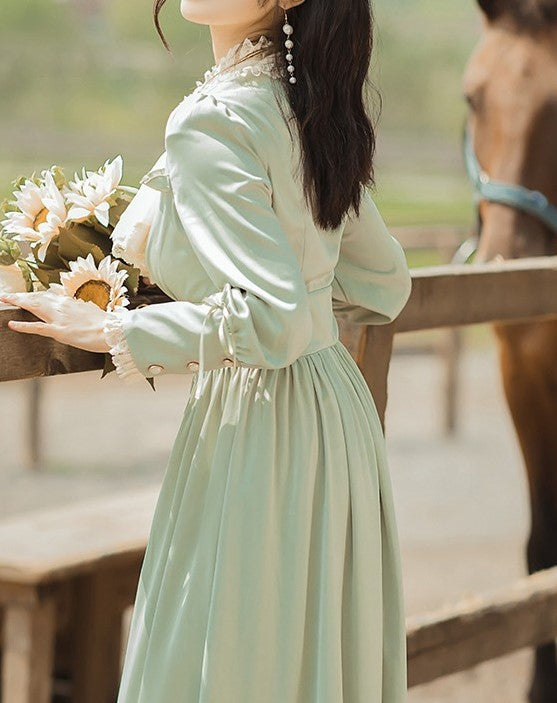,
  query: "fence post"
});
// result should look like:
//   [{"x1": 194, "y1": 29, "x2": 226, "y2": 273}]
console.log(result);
[{"x1": 358, "y1": 324, "x2": 396, "y2": 433}]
